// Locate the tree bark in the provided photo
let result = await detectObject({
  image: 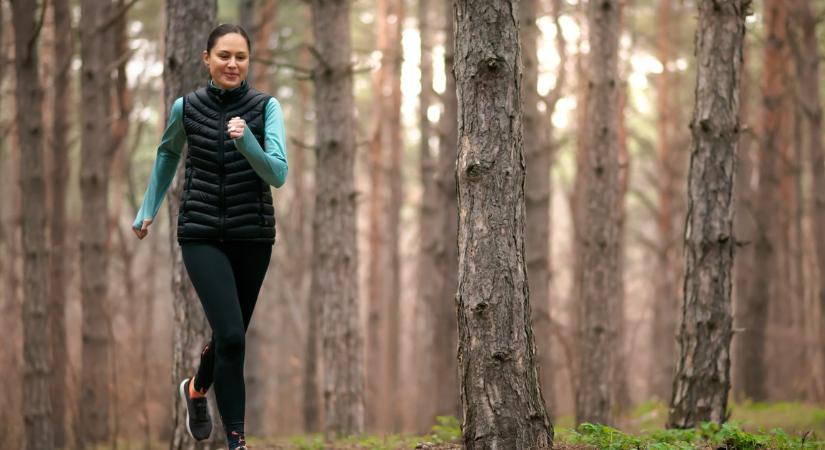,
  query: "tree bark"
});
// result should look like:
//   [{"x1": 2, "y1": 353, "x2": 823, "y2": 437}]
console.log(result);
[
  {"x1": 309, "y1": 0, "x2": 364, "y2": 439},
  {"x1": 454, "y1": 1, "x2": 553, "y2": 448},
  {"x1": 667, "y1": 0, "x2": 746, "y2": 429},
  {"x1": 48, "y1": 0, "x2": 72, "y2": 445},
  {"x1": 576, "y1": 0, "x2": 622, "y2": 426},
  {"x1": 738, "y1": 0, "x2": 789, "y2": 401},
  {"x1": 11, "y1": 0, "x2": 53, "y2": 447},
  {"x1": 163, "y1": 1, "x2": 219, "y2": 448},
  {"x1": 433, "y1": 0, "x2": 460, "y2": 421}
]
